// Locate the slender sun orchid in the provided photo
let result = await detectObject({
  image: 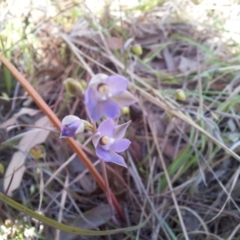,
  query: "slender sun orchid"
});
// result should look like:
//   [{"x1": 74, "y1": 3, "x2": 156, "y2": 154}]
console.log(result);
[
  {"x1": 59, "y1": 72, "x2": 135, "y2": 219},
  {"x1": 84, "y1": 73, "x2": 136, "y2": 121},
  {"x1": 92, "y1": 118, "x2": 131, "y2": 168},
  {"x1": 60, "y1": 115, "x2": 85, "y2": 138}
]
